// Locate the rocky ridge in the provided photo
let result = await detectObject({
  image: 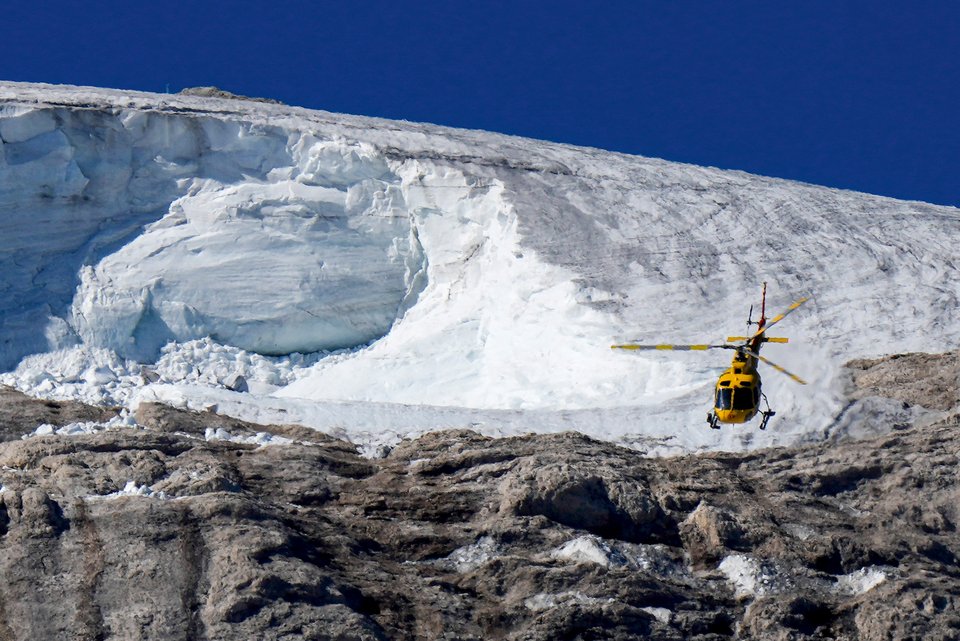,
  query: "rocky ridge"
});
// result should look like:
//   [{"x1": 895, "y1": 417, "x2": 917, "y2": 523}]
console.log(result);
[{"x1": 0, "y1": 352, "x2": 956, "y2": 640}]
